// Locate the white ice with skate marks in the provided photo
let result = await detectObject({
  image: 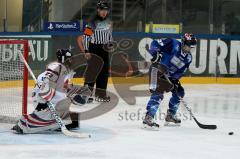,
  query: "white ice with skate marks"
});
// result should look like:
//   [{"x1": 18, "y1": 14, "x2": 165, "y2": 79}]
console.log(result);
[
  {"x1": 0, "y1": 84, "x2": 240, "y2": 159},
  {"x1": 0, "y1": 123, "x2": 114, "y2": 145}
]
